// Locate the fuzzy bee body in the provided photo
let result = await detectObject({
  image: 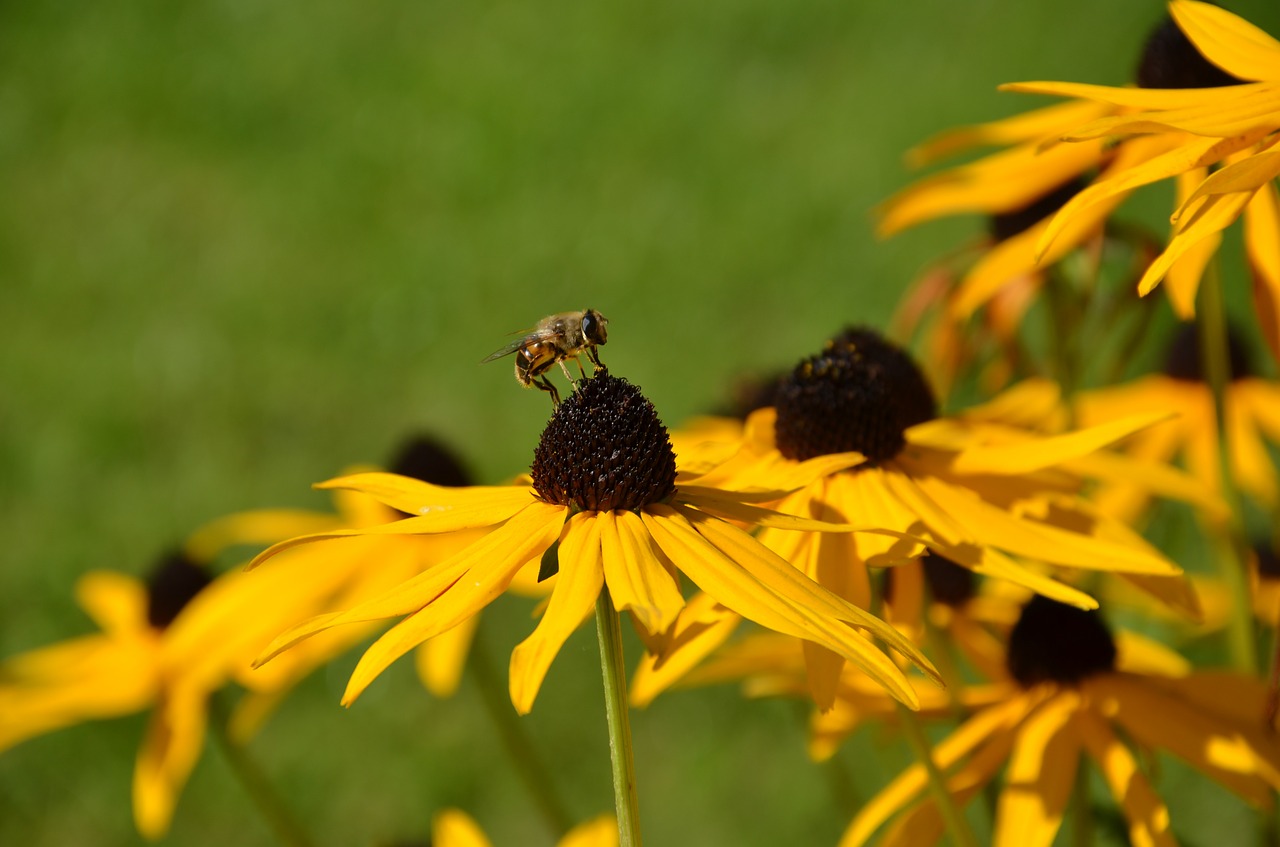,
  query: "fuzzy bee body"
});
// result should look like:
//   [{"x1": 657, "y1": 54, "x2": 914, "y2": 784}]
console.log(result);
[{"x1": 482, "y1": 309, "x2": 609, "y2": 404}]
